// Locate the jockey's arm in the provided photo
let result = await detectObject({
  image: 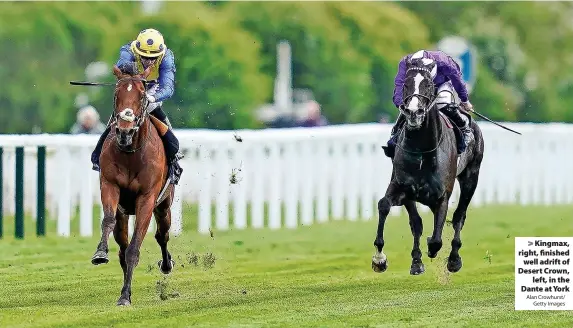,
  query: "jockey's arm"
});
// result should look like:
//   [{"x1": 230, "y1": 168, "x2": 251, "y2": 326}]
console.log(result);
[
  {"x1": 392, "y1": 58, "x2": 407, "y2": 108},
  {"x1": 442, "y1": 58, "x2": 469, "y2": 103},
  {"x1": 116, "y1": 44, "x2": 137, "y2": 74},
  {"x1": 153, "y1": 51, "x2": 176, "y2": 102}
]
